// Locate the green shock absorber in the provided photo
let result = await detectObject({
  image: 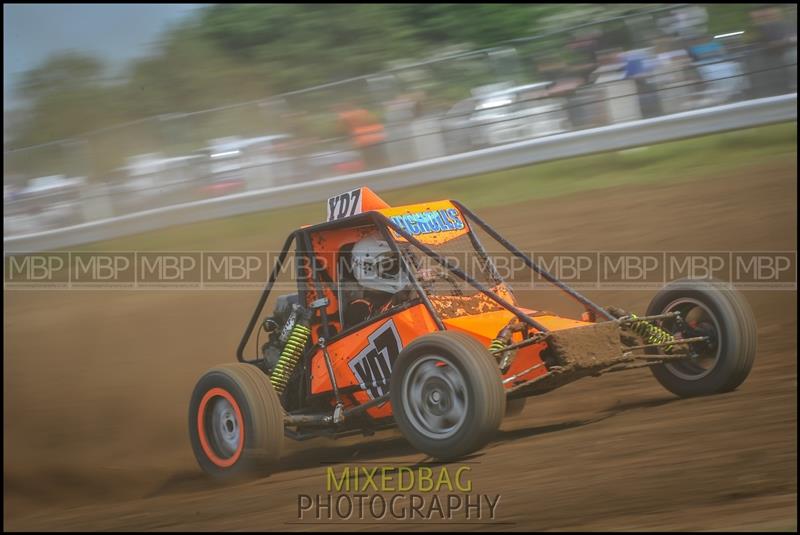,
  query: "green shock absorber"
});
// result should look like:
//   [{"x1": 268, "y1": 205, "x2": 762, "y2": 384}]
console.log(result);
[
  {"x1": 489, "y1": 322, "x2": 516, "y2": 372},
  {"x1": 628, "y1": 314, "x2": 677, "y2": 353},
  {"x1": 270, "y1": 307, "x2": 312, "y2": 395},
  {"x1": 488, "y1": 336, "x2": 509, "y2": 354}
]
